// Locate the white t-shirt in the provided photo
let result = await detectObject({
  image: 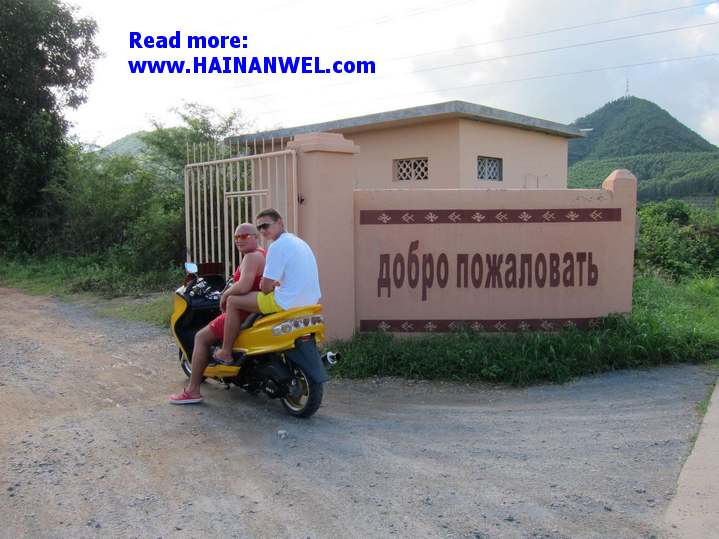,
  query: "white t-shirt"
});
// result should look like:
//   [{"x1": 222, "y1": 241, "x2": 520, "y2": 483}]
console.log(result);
[{"x1": 263, "y1": 232, "x2": 321, "y2": 309}]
